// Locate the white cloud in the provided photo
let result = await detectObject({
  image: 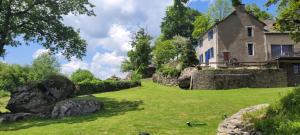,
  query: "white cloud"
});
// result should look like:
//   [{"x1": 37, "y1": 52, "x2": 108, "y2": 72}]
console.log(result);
[
  {"x1": 32, "y1": 49, "x2": 49, "y2": 58},
  {"x1": 61, "y1": 58, "x2": 89, "y2": 76},
  {"x1": 60, "y1": 0, "x2": 173, "y2": 79}
]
